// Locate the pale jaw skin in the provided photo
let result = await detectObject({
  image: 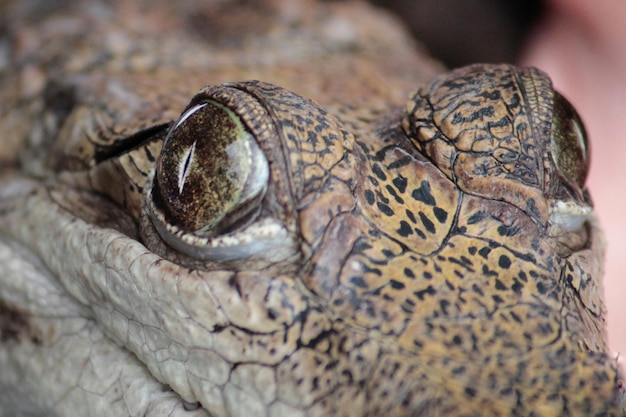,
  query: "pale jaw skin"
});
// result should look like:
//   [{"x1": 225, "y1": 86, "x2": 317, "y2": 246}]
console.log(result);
[
  {"x1": 0, "y1": 209, "x2": 208, "y2": 416},
  {"x1": 0, "y1": 176, "x2": 207, "y2": 416},
  {"x1": 0, "y1": 1, "x2": 623, "y2": 415},
  {"x1": 0, "y1": 176, "x2": 310, "y2": 417}
]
